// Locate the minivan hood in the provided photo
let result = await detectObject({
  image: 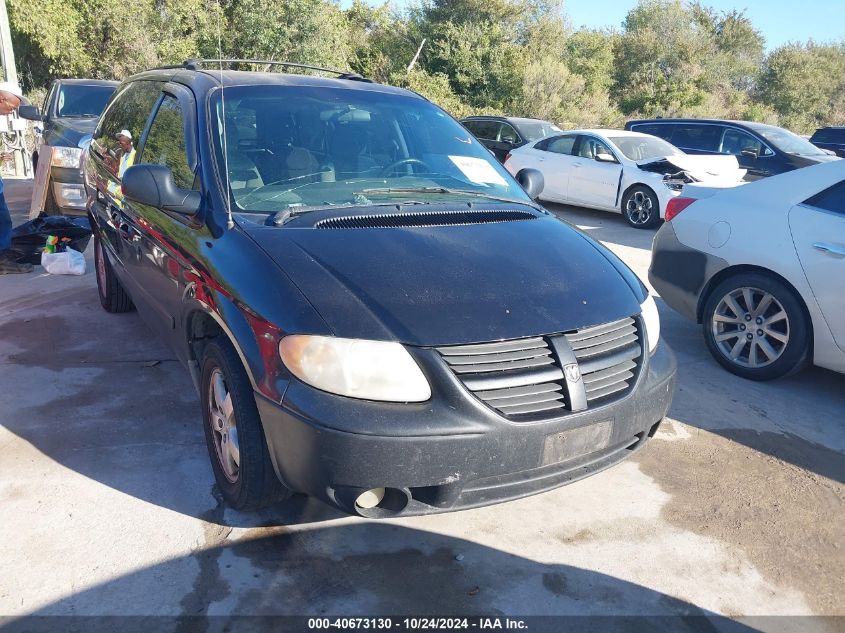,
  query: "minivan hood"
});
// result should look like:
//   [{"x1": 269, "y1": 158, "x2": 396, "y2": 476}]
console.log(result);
[
  {"x1": 639, "y1": 154, "x2": 746, "y2": 183},
  {"x1": 243, "y1": 212, "x2": 642, "y2": 347}
]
